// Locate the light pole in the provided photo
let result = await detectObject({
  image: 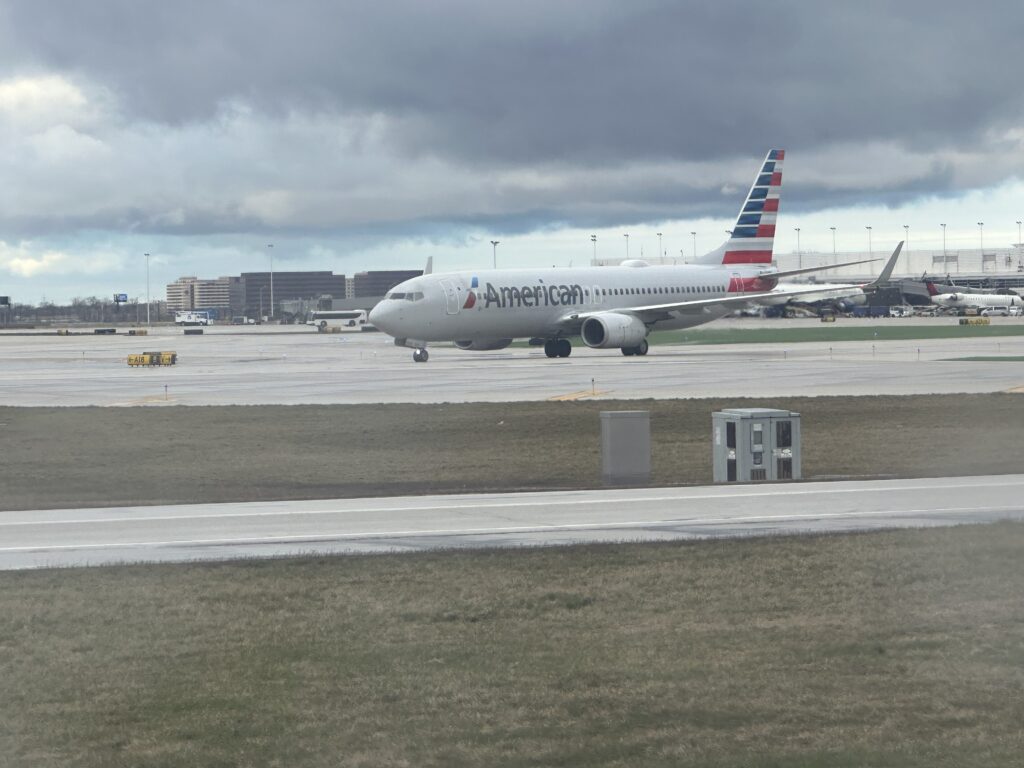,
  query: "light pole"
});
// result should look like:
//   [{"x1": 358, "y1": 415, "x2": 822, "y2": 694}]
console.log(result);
[
  {"x1": 590, "y1": 234, "x2": 596, "y2": 264},
  {"x1": 259, "y1": 285, "x2": 267, "y2": 321},
  {"x1": 794, "y1": 227, "x2": 801, "y2": 270},
  {"x1": 657, "y1": 232, "x2": 663, "y2": 260},
  {"x1": 144, "y1": 252, "x2": 151, "y2": 326},
  {"x1": 623, "y1": 233, "x2": 629, "y2": 259},
  {"x1": 830, "y1": 226, "x2": 836, "y2": 259},
  {"x1": 490, "y1": 240, "x2": 499, "y2": 269},
  {"x1": 941, "y1": 223, "x2": 946, "y2": 261},
  {"x1": 865, "y1": 226, "x2": 873, "y2": 274},
  {"x1": 691, "y1": 231, "x2": 697, "y2": 261},
  {"x1": 266, "y1": 243, "x2": 274, "y2": 319},
  {"x1": 1017, "y1": 220, "x2": 1022, "y2": 269}
]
